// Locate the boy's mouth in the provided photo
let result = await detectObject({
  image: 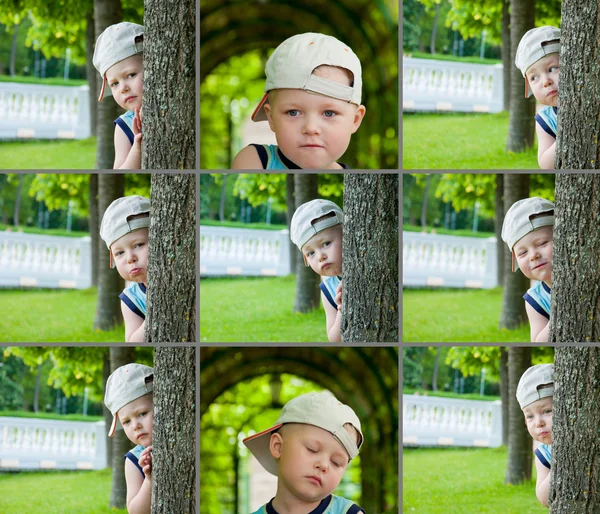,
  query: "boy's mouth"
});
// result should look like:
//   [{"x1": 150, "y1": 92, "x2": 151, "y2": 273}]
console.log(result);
[
  {"x1": 547, "y1": 90, "x2": 557, "y2": 98},
  {"x1": 125, "y1": 95, "x2": 137, "y2": 103},
  {"x1": 532, "y1": 262, "x2": 547, "y2": 271},
  {"x1": 130, "y1": 267, "x2": 142, "y2": 275},
  {"x1": 306, "y1": 475, "x2": 322, "y2": 486}
]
